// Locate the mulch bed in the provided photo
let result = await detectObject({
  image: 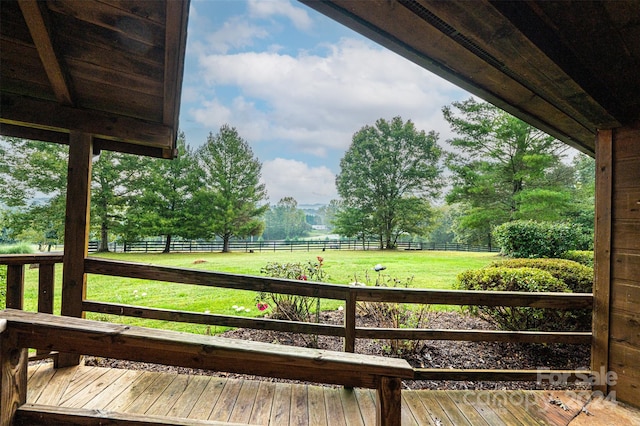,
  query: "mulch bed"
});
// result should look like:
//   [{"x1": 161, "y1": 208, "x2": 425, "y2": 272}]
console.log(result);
[{"x1": 85, "y1": 310, "x2": 590, "y2": 390}]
